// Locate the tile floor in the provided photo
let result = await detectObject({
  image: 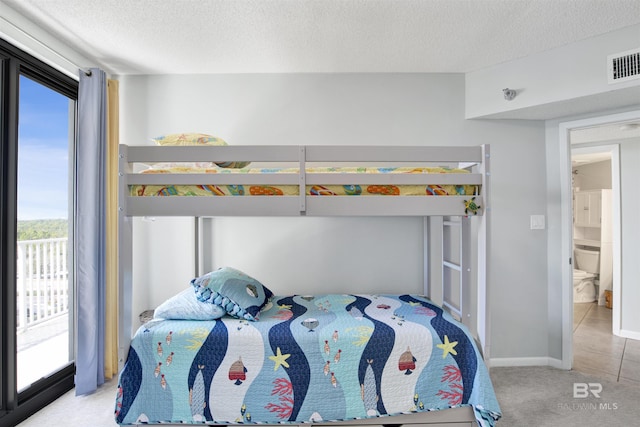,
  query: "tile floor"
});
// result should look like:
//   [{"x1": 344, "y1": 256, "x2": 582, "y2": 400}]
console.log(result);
[{"x1": 573, "y1": 302, "x2": 640, "y2": 386}]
